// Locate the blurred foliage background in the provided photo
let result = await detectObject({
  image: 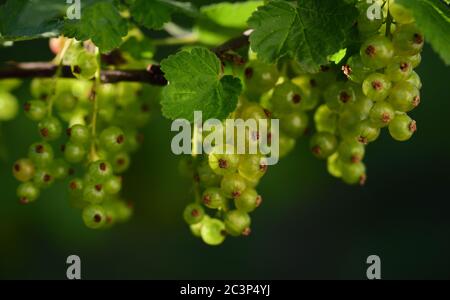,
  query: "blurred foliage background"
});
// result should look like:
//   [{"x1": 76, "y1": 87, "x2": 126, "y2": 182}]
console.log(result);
[{"x1": 1, "y1": 6, "x2": 450, "y2": 279}]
